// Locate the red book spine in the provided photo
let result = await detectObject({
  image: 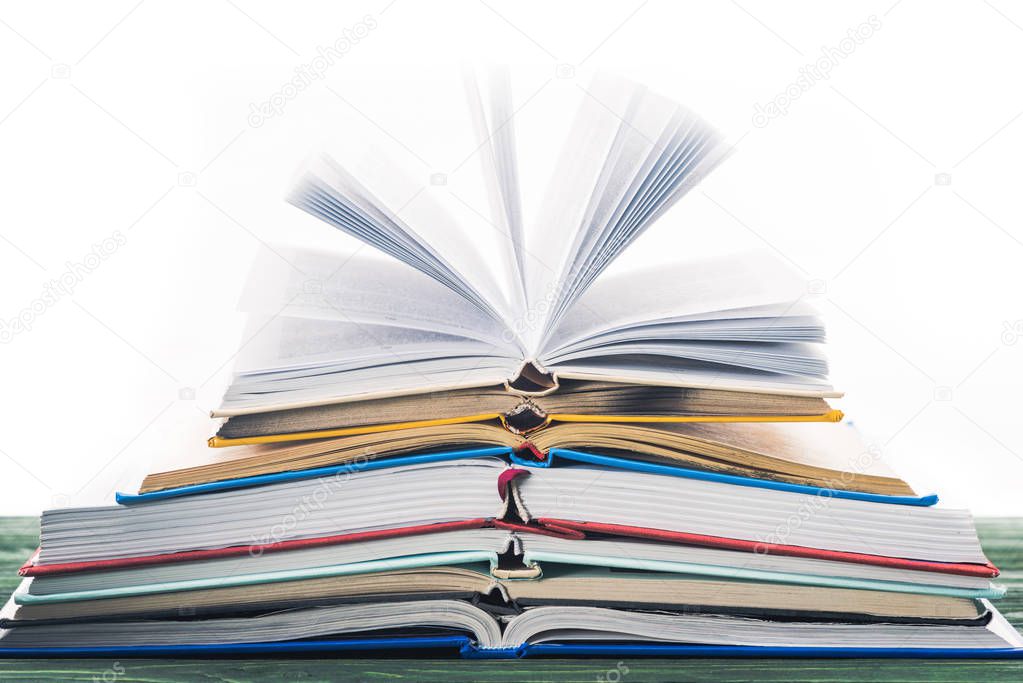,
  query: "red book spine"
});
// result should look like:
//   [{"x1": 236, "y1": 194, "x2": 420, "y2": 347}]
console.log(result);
[
  {"x1": 20, "y1": 519, "x2": 491, "y2": 576},
  {"x1": 535, "y1": 518, "x2": 1000, "y2": 578}
]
